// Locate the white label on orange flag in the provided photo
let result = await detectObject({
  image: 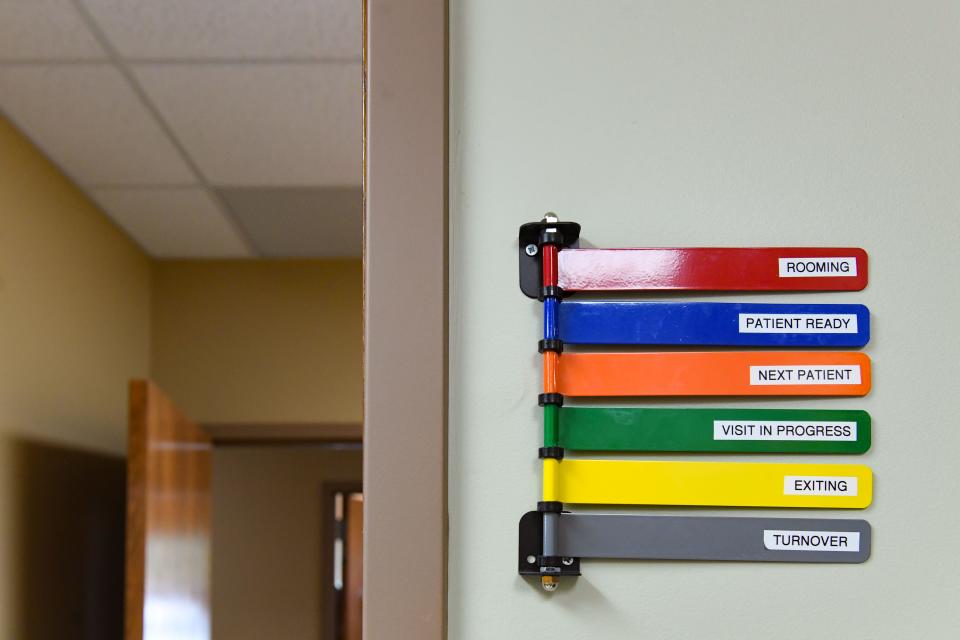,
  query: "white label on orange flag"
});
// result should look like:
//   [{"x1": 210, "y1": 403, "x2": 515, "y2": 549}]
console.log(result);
[
  {"x1": 750, "y1": 365, "x2": 861, "y2": 385},
  {"x1": 779, "y1": 257, "x2": 858, "y2": 277},
  {"x1": 783, "y1": 476, "x2": 858, "y2": 496},
  {"x1": 763, "y1": 530, "x2": 860, "y2": 552}
]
